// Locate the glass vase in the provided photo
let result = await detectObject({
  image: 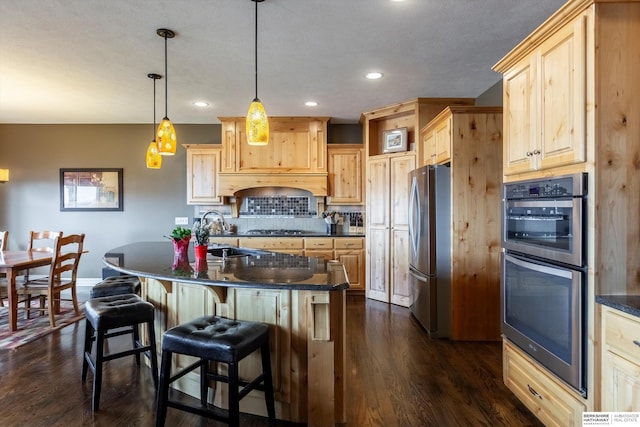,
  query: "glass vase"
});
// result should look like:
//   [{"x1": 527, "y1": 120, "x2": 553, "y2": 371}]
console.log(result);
[{"x1": 172, "y1": 237, "x2": 191, "y2": 271}]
